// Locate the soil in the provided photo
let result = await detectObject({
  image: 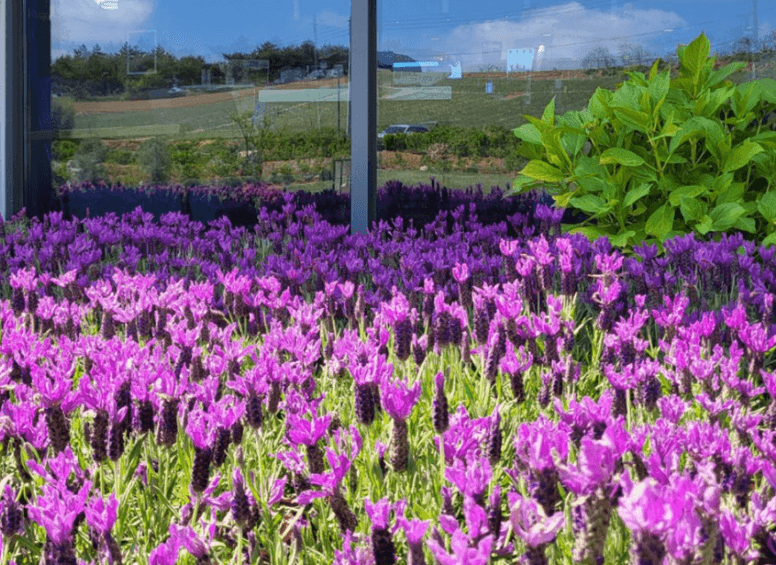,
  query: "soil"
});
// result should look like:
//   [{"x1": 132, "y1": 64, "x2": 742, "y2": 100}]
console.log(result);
[{"x1": 72, "y1": 77, "x2": 351, "y2": 115}]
